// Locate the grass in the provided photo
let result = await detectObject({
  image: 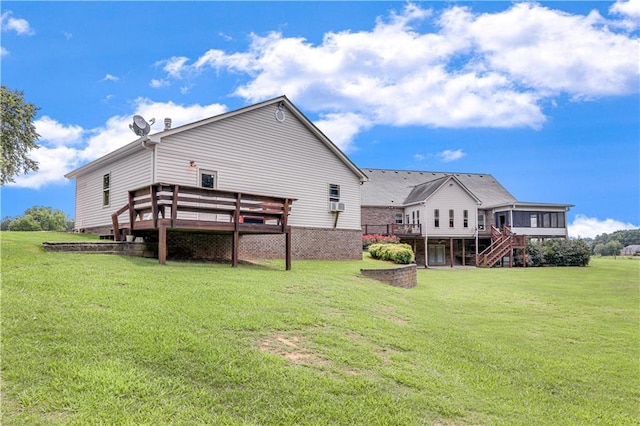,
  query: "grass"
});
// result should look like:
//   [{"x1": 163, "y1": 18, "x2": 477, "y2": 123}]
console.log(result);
[{"x1": 1, "y1": 231, "x2": 638, "y2": 425}]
